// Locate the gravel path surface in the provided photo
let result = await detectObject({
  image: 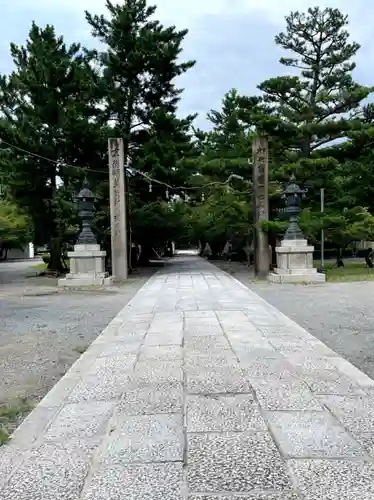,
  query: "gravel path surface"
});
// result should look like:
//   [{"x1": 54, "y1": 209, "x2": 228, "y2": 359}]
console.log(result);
[
  {"x1": 214, "y1": 261, "x2": 374, "y2": 380},
  {"x1": 0, "y1": 268, "x2": 155, "y2": 403}
]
